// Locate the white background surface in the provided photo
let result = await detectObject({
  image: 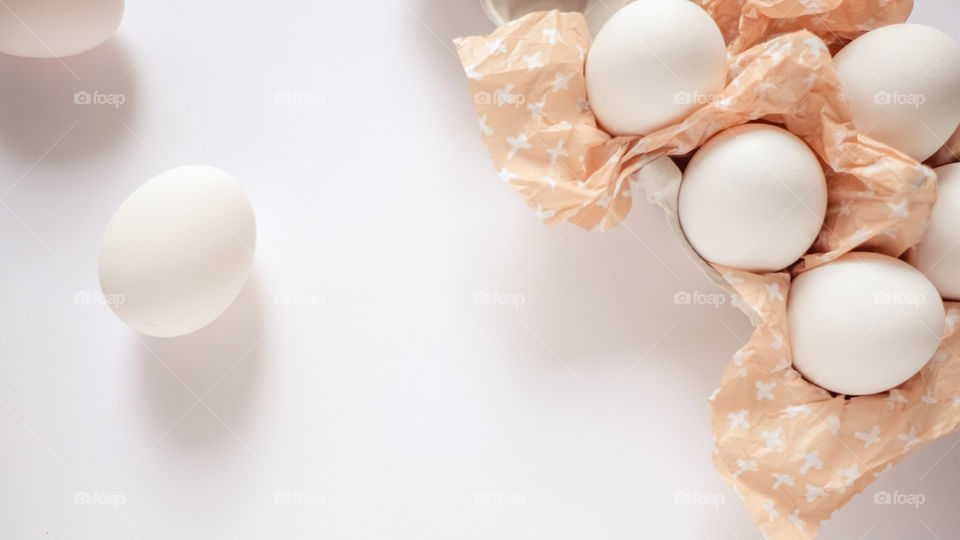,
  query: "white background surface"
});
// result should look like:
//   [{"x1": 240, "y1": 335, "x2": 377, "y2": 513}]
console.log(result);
[{"x1": 1, "y1": 1, "x2": 960, "y2": 538}]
